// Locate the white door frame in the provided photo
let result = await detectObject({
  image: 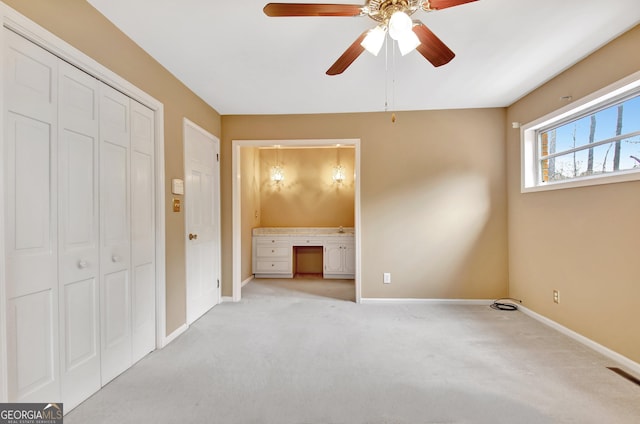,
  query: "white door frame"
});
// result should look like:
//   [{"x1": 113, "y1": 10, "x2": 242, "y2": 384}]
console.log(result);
[
  {"x1": 0, "y1": 3, "x2": 168, "y2": 401},
  {"x1": 183, "y1": 118, "x2": 222, "y2": 323},
  {"x1": 231, "y1": 139, "x2": 362, "y2": 303}
]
